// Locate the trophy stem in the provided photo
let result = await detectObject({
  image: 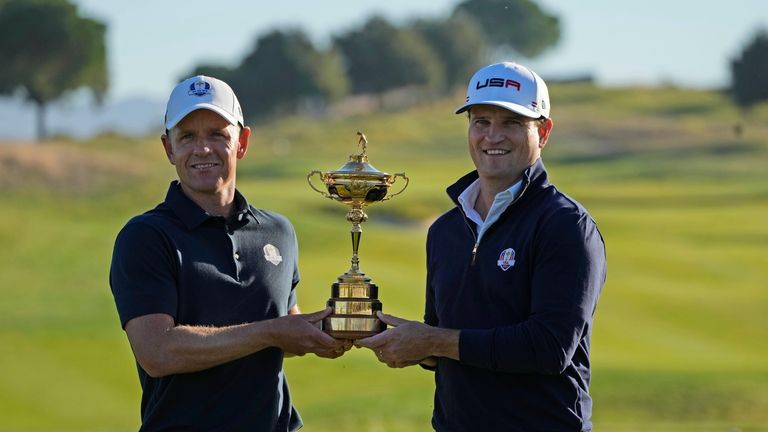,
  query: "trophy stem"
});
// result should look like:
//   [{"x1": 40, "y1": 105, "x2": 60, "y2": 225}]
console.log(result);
[
  {"x1": 345, "y1": 206, "x2": 368, "y2": 275},
  {"x1": 325, "y1": 206, "x2": 383, "y2": 340},
  {"x1": 350, "y1": 224, "x2": 361, "y2": 274}
]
